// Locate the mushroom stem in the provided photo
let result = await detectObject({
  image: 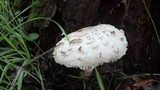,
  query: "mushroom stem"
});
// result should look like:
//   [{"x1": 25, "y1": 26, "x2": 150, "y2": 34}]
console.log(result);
[{"x1": 81, "y1": 70, "x2": 92, "y2": 78}]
